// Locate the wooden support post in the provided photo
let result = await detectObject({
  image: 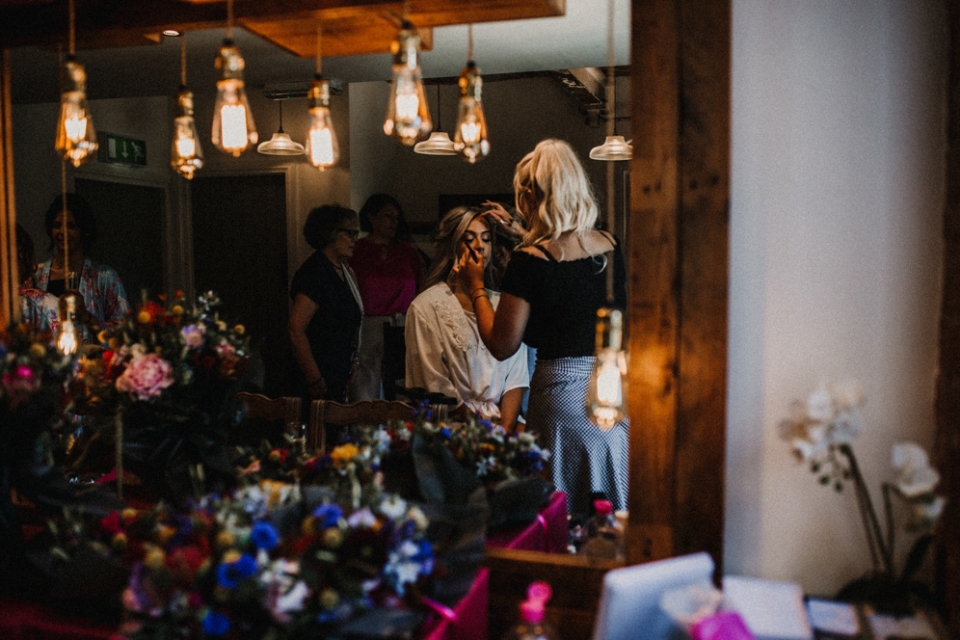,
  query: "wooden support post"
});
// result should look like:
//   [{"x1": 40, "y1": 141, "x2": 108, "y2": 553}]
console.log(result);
[
  {"x1": 626, "y1": 0, "x2": 730, "y2": 573},
  {"x1": 0, "y1": 47, "x2": 18, "y2": 328}
]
